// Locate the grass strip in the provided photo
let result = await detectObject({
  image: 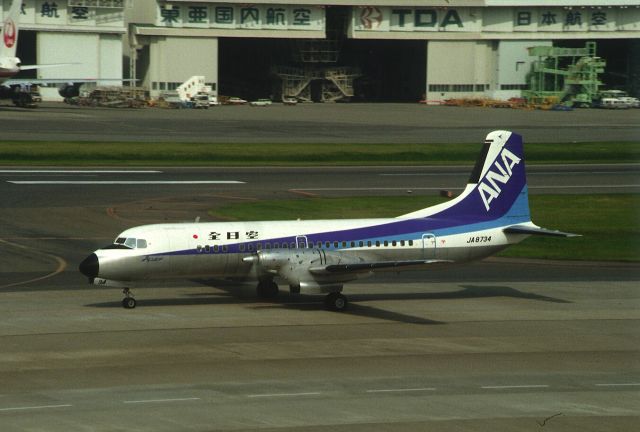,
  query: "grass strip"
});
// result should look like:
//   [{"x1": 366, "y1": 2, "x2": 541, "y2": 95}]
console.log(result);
[
  {"x1": 209, "y1": 194, "x2": 640, "y2": 262},
  {"x1": 0, "y1": 141, "x2": 638, "y2": 166}
]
